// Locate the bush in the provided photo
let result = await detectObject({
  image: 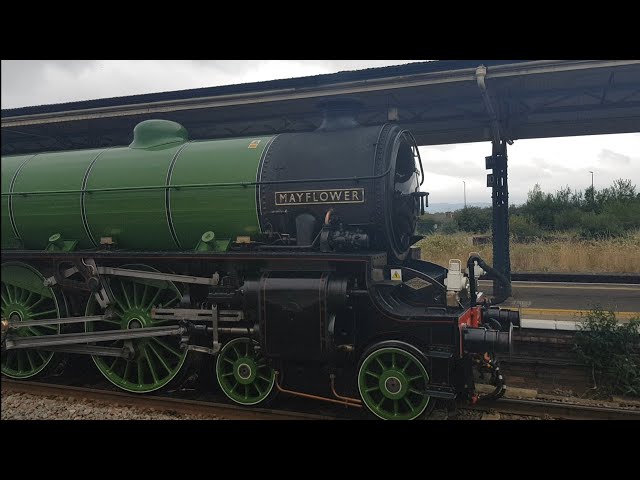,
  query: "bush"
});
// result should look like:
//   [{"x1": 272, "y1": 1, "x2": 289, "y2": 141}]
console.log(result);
[
  {"x1": 509, "y1": 215, "x2": 539, "y2": 241},
  {"x1": 553, "y1": 208, "x2": 583, "y2": 231},
  {"x1": 439, "y1": 221, "x2": 459, "y2": 234},
  {"x1": 453, "y1": 207, "x2": 491, "y2": 233},
  {"x1": 579, "y1": 212, "x2": 624, "y2": 239},
  {"x1": 574, "y1": 307, "x2": 640, "y2": 397}
]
